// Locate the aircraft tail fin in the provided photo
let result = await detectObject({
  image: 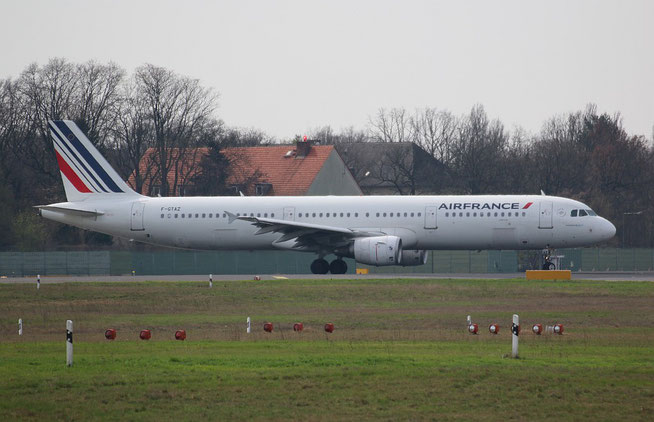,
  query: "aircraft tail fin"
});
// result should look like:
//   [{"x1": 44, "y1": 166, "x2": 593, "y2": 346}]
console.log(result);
[{"x1": 48, "y1": 120, "x2": 142, "y2": 202}]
